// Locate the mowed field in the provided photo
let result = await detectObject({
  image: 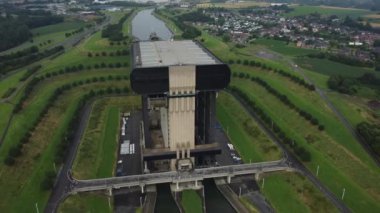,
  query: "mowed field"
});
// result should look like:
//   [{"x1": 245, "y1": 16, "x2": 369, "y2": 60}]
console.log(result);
[
  {"x1": 254, "y1": 39, "x2": 319, "y2": 57},
  {"x1": 285, "y1": 5, "x2": 373, "y2": 18},
  {"x1": 0, "y1": 10, "x2": 133, "y2": 212},
  {"x1": 260, "y1": 172, "x2": 338, "y2": 213}
]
